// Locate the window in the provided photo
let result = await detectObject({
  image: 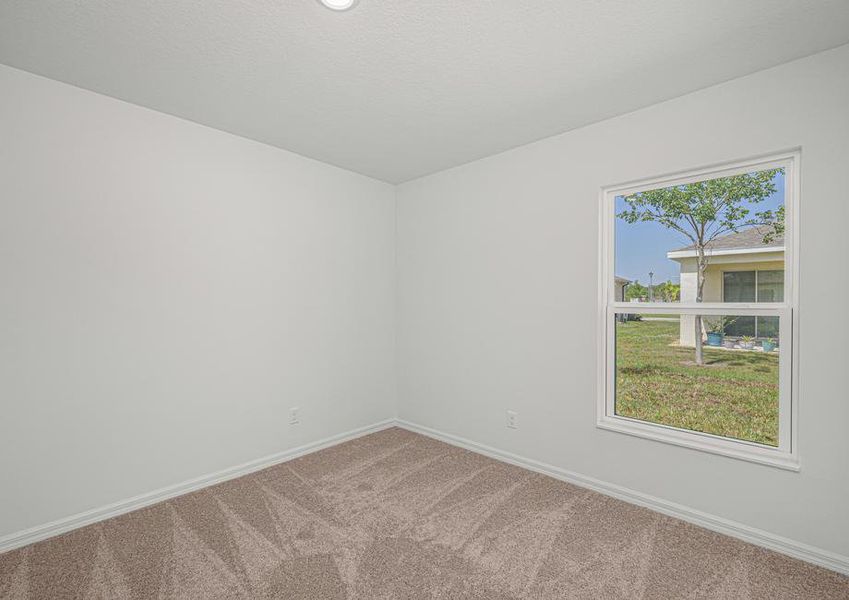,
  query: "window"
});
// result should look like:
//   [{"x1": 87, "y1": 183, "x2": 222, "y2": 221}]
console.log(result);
[
  {"x1": 599, "y1": 151, "x2": 799, "y2": 469},
  {"x1": 723, "y1": 270, "x2": 783, "y2": 337}
]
